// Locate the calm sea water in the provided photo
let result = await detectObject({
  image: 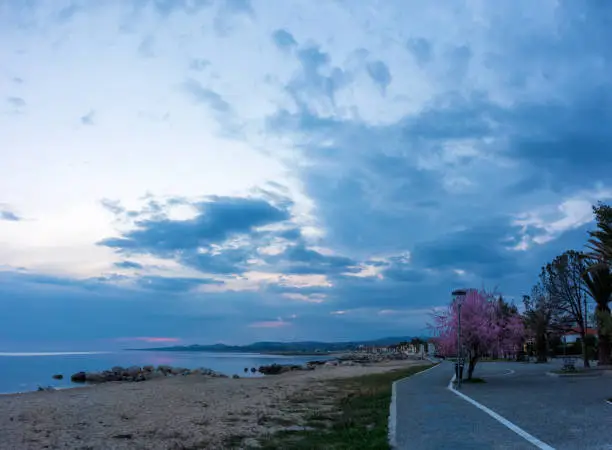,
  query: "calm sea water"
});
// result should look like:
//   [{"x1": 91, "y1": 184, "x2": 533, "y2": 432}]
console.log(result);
[{"x1": 0, "y1": 351, "x2": 329, "y2": 394}]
